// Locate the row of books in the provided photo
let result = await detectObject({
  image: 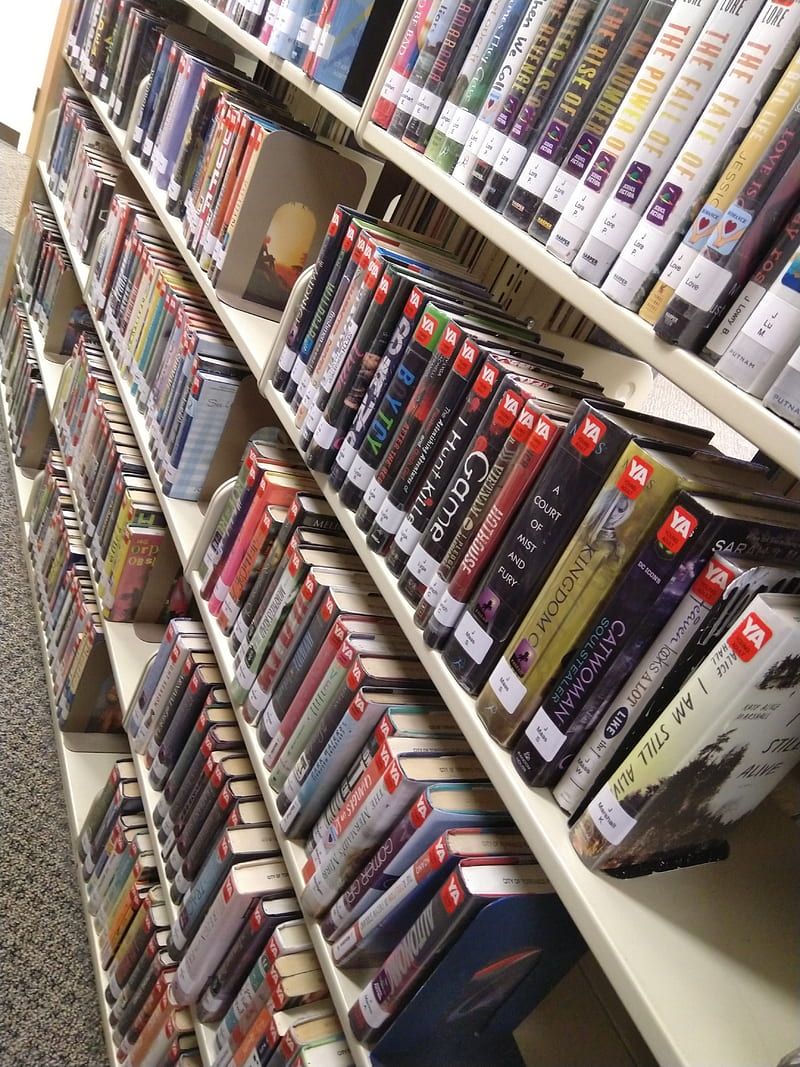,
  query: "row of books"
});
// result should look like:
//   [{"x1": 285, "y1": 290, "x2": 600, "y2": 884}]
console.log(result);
[
  {"x1": 268, "y1": 203, "x2": 800, "y2": 874},
  {"x1": 0, "y1": 290, "x2": 52, "y2": 469},
  {"x1": 65, "y1": 10, "x2": 371, "y2": 323},
  {"x1": 196, "y1": 462, "x2": 588, "y2": 1052},
  {"x1": 28, "y1": 452, "x2": 121, "y2": 731},
  {"x1": 187, "y1": 0, "x2": 402, "y2": 102},
  {"x1": 373, "y1": 0, "x2": 800, "y2": 422},
  {"x1": 51, "y1": 330, "x2": 172, "y2": 623},
  {"x1": 16, "y1": 202, "x2": 76, "y2": 337}
]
